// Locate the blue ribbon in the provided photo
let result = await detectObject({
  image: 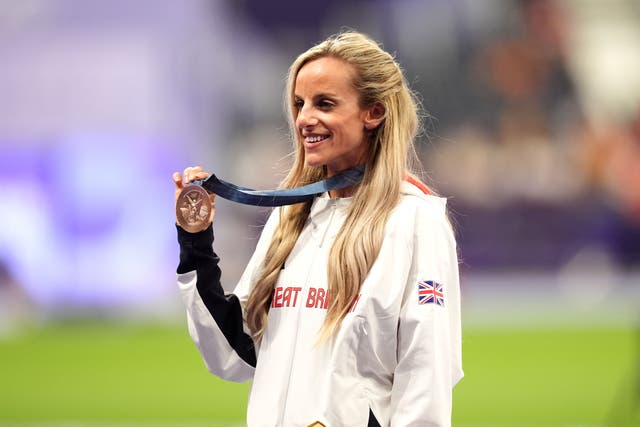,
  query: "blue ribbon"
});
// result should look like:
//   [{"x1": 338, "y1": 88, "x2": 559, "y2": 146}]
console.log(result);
[{"x1": 195, "y1": 165, "x2": 365, "y2": 206}]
